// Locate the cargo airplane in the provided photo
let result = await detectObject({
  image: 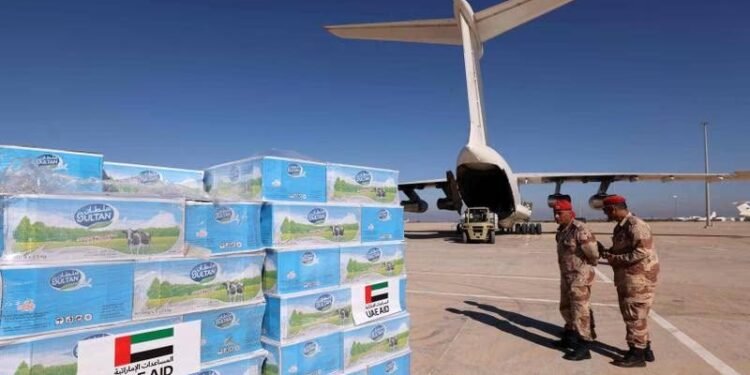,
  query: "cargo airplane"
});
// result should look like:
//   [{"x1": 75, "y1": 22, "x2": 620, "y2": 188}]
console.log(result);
[{"x1": 326, "y1": 0, "x2": 749, "y2": 233}]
